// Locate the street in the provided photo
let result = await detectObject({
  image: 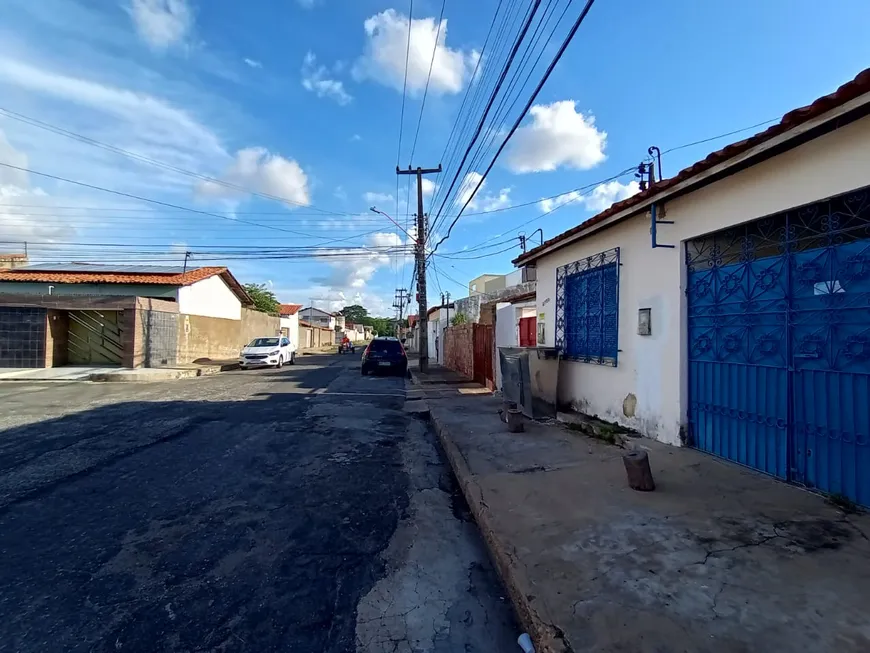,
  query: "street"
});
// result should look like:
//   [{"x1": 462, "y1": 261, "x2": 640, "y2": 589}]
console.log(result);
[{"x1": 0, "y1": 354, "x2": 518, "y2": 653}]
